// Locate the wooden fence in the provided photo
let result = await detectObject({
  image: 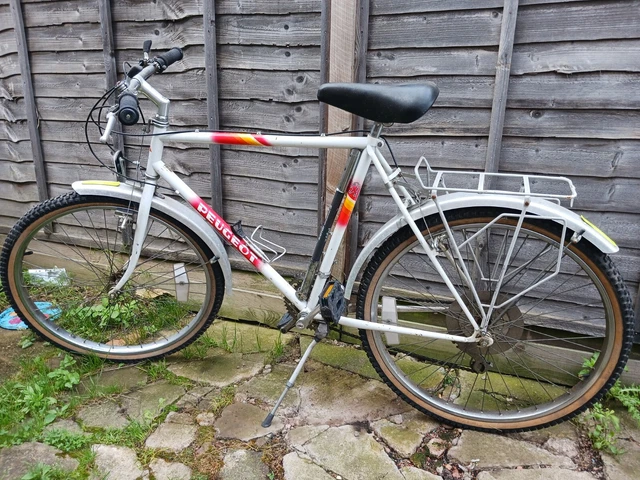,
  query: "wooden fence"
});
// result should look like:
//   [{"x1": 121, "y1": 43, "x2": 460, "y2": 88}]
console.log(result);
[{"x1": 1, "y1": 0, "x2": 639, "y2": 331}]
